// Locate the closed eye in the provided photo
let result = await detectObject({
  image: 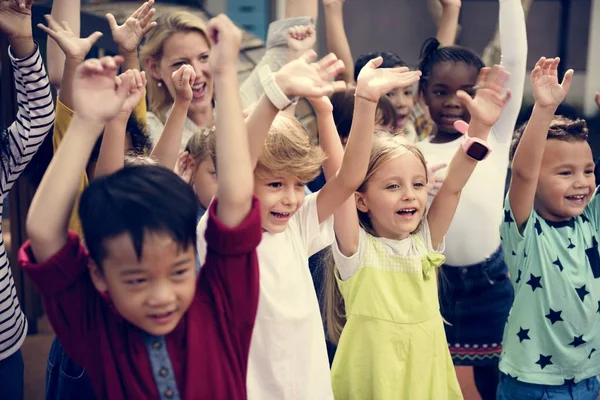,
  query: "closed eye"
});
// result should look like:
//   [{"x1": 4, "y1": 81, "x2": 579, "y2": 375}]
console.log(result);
[
  {"x1": 173, "y1": 268, "x2": 190, "y2": 278},
  {"x1": 124, "y1": 278, "x2": 147, "y2": 286}
]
